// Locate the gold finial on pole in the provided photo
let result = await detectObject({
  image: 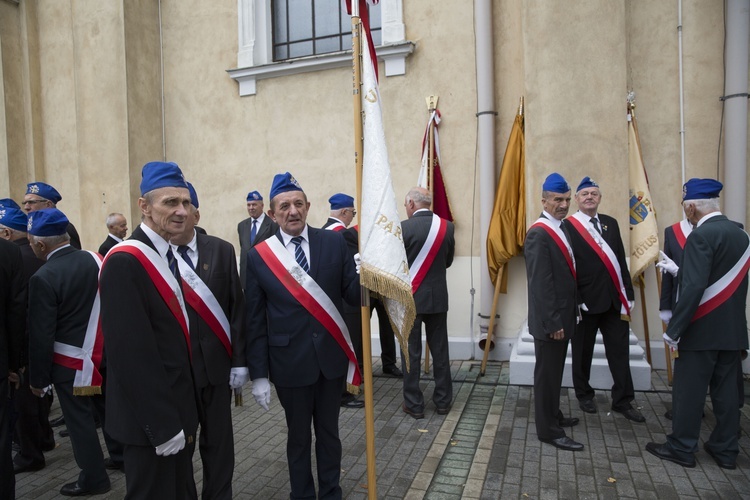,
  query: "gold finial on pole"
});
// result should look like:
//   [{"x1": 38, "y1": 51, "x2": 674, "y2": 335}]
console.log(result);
[
  {"x1": 518, "y1": 96, "x2": 524, "y2": 116},
  {"x1": 426, "y1": 95, "x2": 439, "y2": 112}
]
